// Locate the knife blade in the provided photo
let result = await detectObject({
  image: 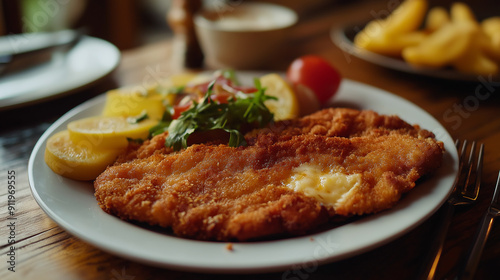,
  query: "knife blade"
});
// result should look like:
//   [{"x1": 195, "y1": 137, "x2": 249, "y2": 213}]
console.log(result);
[
  {"x1": 458, "y1": 170, "x2": 500, "y2": 280},
  {"x1": 0, "y1": 29, "x2": 81, "y2": 76}
]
